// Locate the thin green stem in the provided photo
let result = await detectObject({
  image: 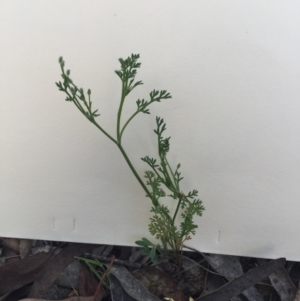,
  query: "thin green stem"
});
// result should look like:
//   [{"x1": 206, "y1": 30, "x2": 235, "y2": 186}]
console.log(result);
[
  {"x1": 91, "y1": 120, "x2": 118, "y2": 145},
  {"x1": 60, "y1": 75, "x2": 85, "y2": 115},
  {"x1": 150, "y1": 166, "x2": 166, "y2": 185},
  {"x1": 160, "y1": 157, "x2": 182, "y2": 224},
  {"x1": 62, "y1": 77, "x2": 117, "y2": 145},
  {"x1": 120, "y1": 109, "x2": 139, "y2": 140},
  {"x1": 172, "y1": 194, "x2": 183, "y2": 223},
  {"x1": 165, "y1": 158, "x2": 180, "y2": 191},
  {"x1": 115, "y1": 78, "x2": 157, "y2": 205},
  {"x1": 161, "y1": 158, "x2": 176, "y2": 193},
  {"x1": 117, "y1": 144, "x2": 158, "y2": 207},
  {"x1": 157, "y1": 136, "x2": 177, "y2": 193},
  {"x1": 117, "y1": 81, "x2": 126, "y2": 142},
  {"x1": 167, "y1": 237, "x2": 176, "y2": 253},
  {"x1": 121, "y1": 98, "x2": 157, "y2": 140},
  {"x1": 66, "y1": 90, "x2": 85, "y2": 115}
]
